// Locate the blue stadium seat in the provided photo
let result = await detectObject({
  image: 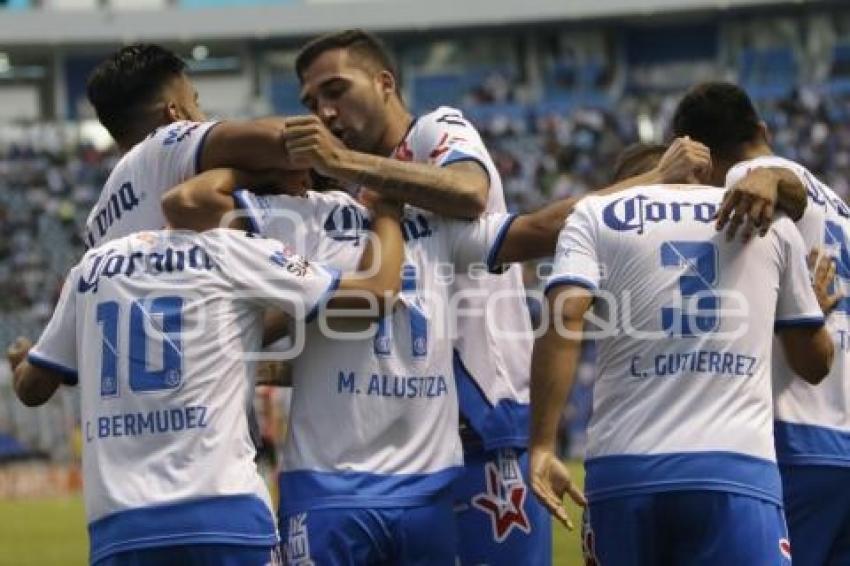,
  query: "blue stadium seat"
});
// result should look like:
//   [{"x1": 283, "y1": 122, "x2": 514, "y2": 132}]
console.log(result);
[{"x1": 0, "y1": 432, "x2": 31, "y2": 460}]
